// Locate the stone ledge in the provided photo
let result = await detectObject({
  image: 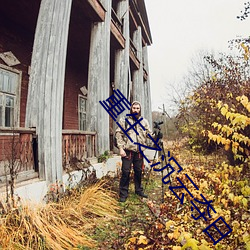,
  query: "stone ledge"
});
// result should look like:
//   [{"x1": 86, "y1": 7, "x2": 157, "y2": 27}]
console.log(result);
[{"x1": 0, "y1": 156, "x2": 122, "y2": 204}]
